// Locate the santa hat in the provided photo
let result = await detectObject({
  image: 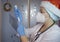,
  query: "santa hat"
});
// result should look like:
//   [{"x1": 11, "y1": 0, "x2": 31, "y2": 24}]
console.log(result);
[
  {"x1": 40, "y1": 0, "x2": 60, "y2": 18},
  {"x1": 49, "y1": 0, "x2": 60, "y2": 9}
]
